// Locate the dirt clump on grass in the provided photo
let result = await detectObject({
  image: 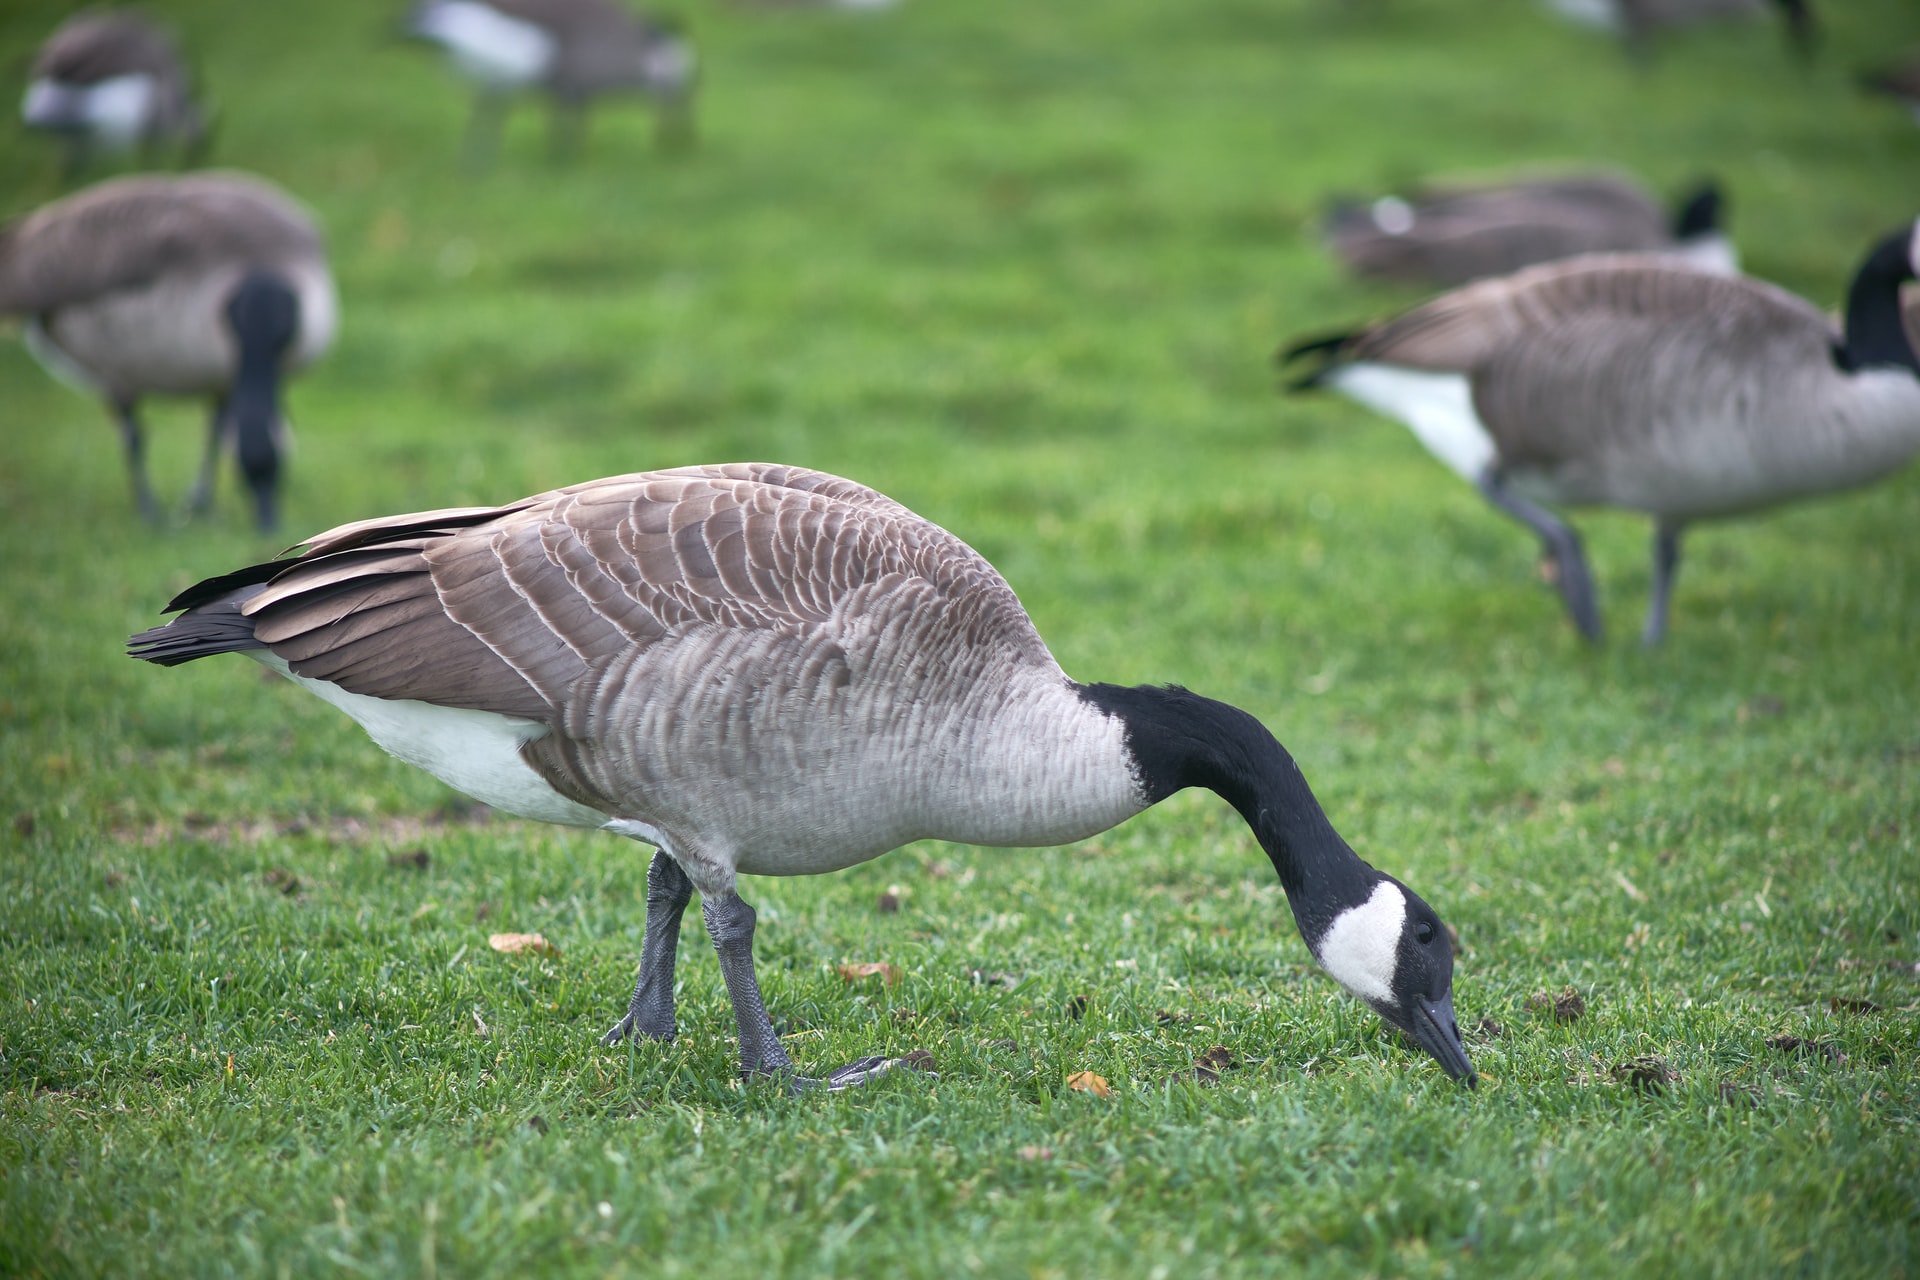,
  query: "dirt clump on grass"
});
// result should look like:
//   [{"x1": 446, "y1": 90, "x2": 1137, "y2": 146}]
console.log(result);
[
  {"x1": 1612, "y1": 1055, "x2": 1679, "y2": 1093},
  {"x1": 1528, "y1": 987, "x2": 1587, "y2": 1021}
]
